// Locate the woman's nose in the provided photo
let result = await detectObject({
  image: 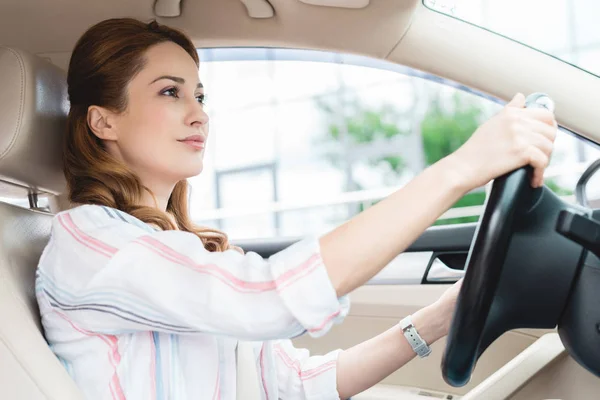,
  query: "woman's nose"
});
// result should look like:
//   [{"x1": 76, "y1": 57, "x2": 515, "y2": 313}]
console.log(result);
[{"x1": 186, "y1": 99, "x2": 209, "y2": 126}]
